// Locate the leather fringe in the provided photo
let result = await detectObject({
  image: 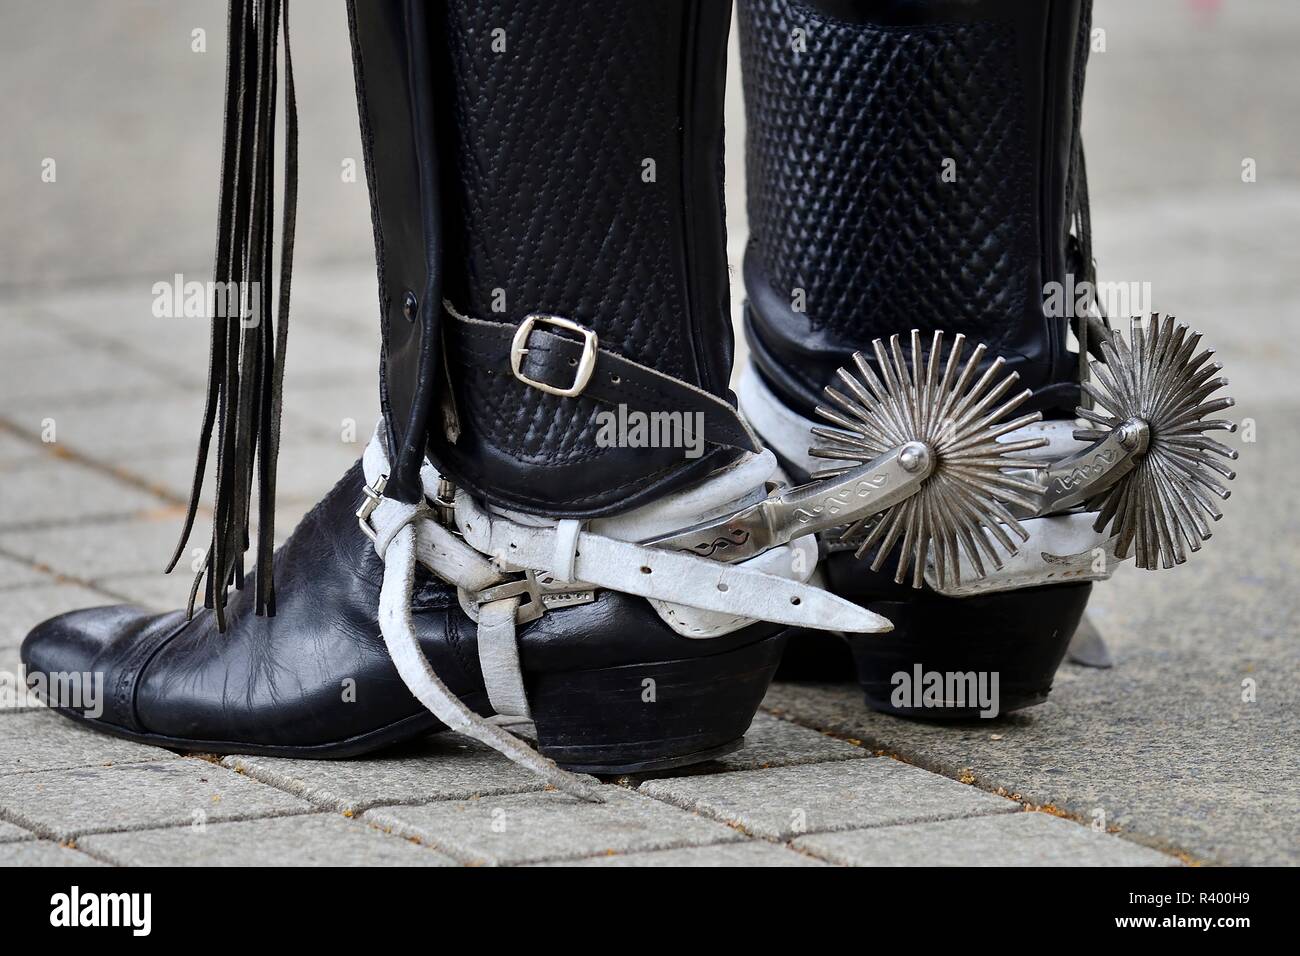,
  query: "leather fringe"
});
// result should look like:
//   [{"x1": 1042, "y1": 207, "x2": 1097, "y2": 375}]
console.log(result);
[{"x1": 166, "y1": 0, "x2": 298, "y2": 630}]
